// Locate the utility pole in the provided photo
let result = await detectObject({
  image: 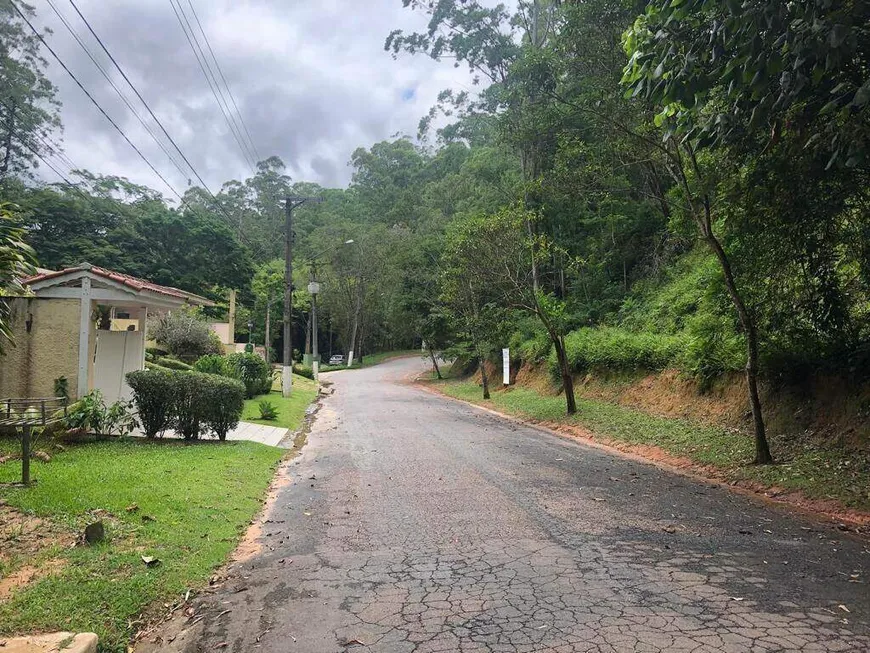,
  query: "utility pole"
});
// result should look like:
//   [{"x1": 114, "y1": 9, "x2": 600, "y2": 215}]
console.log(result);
[
  {"x1": 265, "y1": 291, "x2": 271, "y2": 366},
  {"x1": 309, "y1": 260, "x2": 321, "y2": 381},
  {"x1": 283, "y1": 196, "x2": 322, "y2": 396}
]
